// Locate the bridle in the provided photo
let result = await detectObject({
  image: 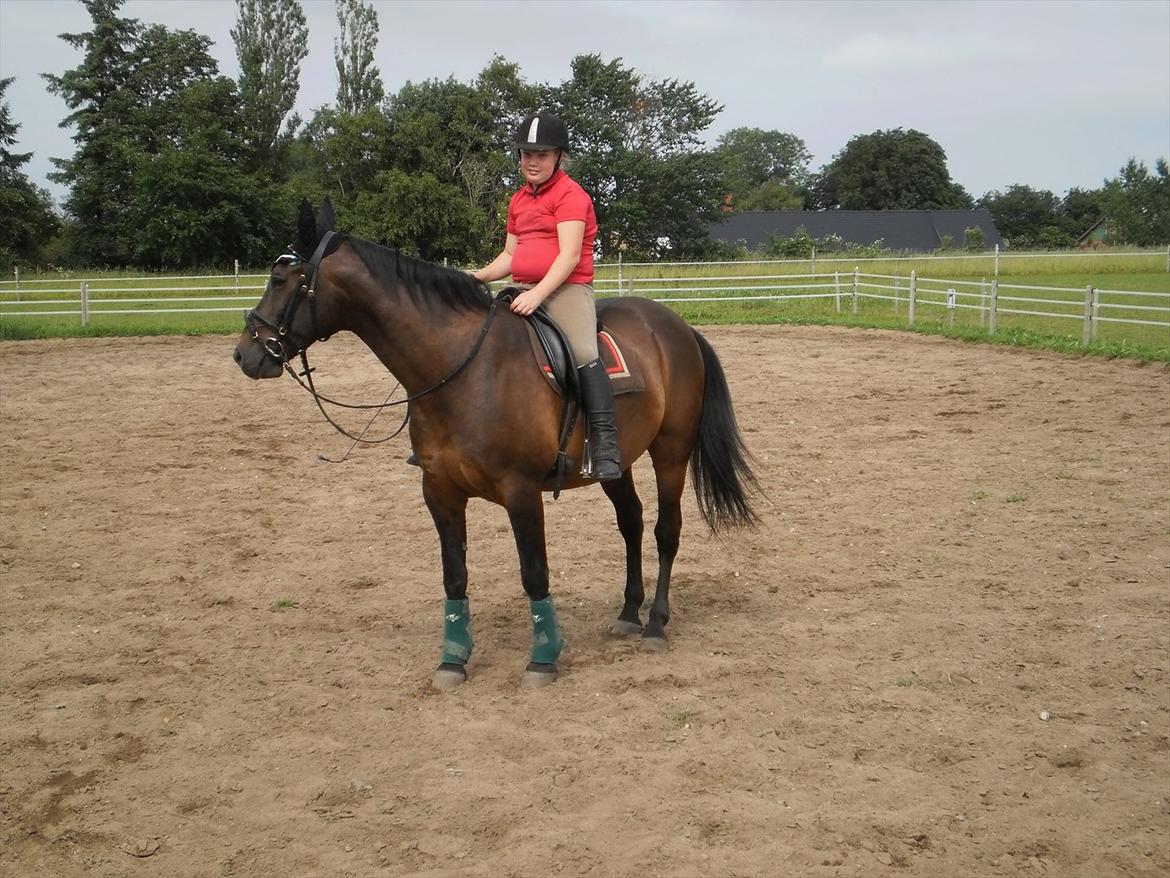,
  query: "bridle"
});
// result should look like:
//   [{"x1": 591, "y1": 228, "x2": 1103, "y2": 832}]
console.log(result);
[
  {"x1": 245, "y1": 230, "x2": 335, "y2": 362},
  {"x1": 243, "y1": 231, "x2": 504, "y2": 455}
]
